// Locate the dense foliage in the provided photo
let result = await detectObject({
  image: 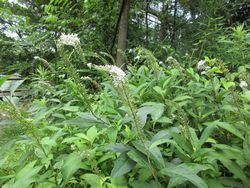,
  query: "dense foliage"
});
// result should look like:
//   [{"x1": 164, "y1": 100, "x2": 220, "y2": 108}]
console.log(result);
[{"x1": 0, "y1": 0, "x2": 250, "y2": 187}]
